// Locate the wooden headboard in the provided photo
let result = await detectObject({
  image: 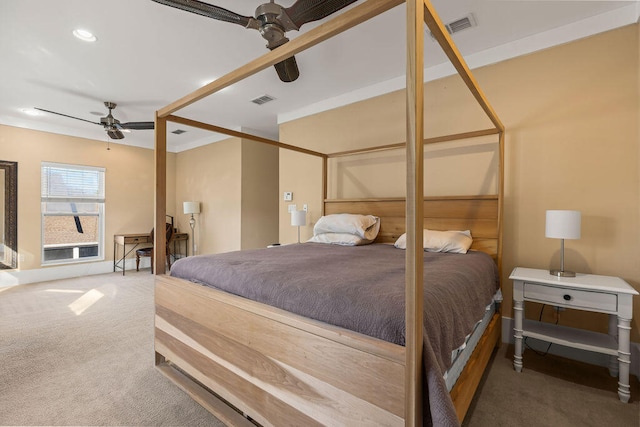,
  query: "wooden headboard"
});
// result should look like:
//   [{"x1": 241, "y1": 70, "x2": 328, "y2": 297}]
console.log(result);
[{"x1": 324, "y1": 195, "x2": 499, "y2": 260}]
